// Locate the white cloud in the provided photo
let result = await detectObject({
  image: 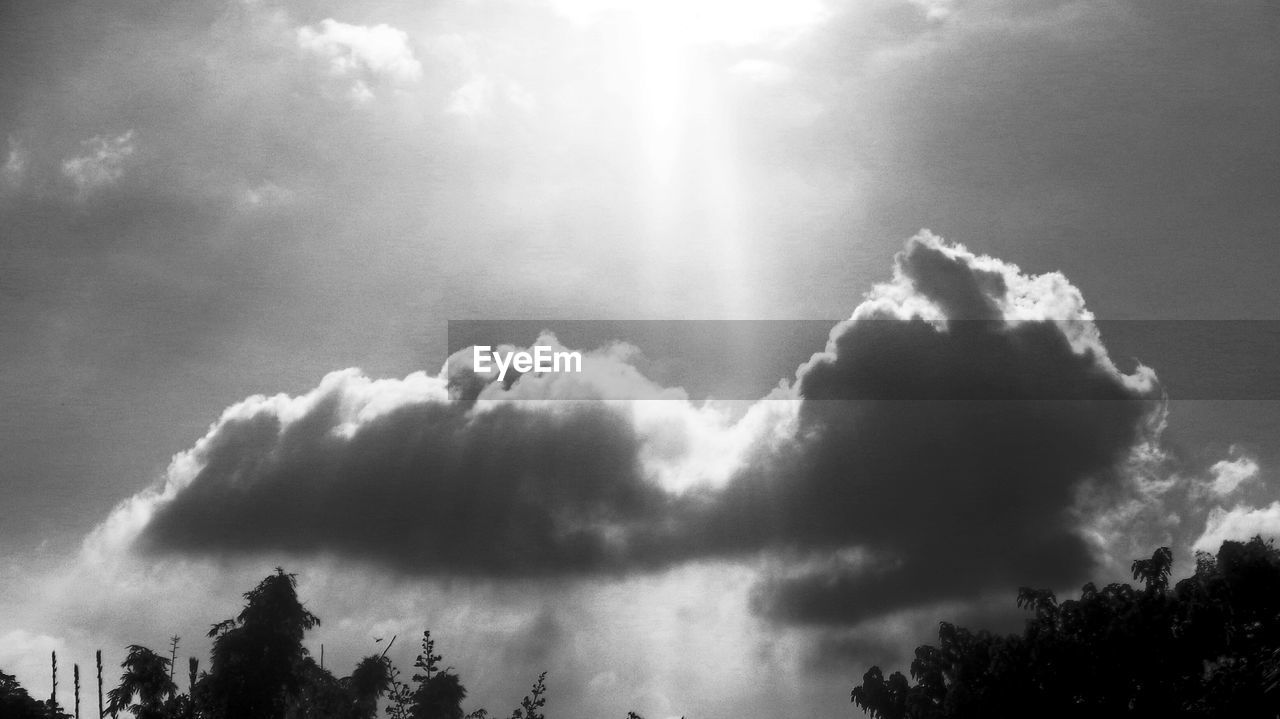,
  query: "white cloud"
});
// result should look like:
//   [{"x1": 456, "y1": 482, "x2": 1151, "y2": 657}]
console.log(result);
[
  {"x1": 60, "y1": 131, "x2": 135, "y2": 196},
  {"x1": 297, "y1": 19, "x2": 423, "y2": 102},
  {"x1": 1206, "y1": 449, "x2": 1259, "y2": 497},
  {"x1": 0, "y1": 629, "x2": 71, "y2": 708},
  {"x1": 546, "y1": 0, "x2": 829, "y2": 48},
  {"x1": 443, "y1": 74, "x2": 537, "y2": 119},
  {"x1": 446, "y1": 75, "x2": 493, "y2": 116},
  {"x1": 1195, "y1": 501, "x2": 1280, "y2": 553},
  {"x1": 238, "y1": 180, "x2": 294, "y2": 209},
  {"x1": 908, "y1": 0, "x2": 955, "y2": 22},
  {"x1": 2, "y1": 136, "x2": 27, "y2": 190}
]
